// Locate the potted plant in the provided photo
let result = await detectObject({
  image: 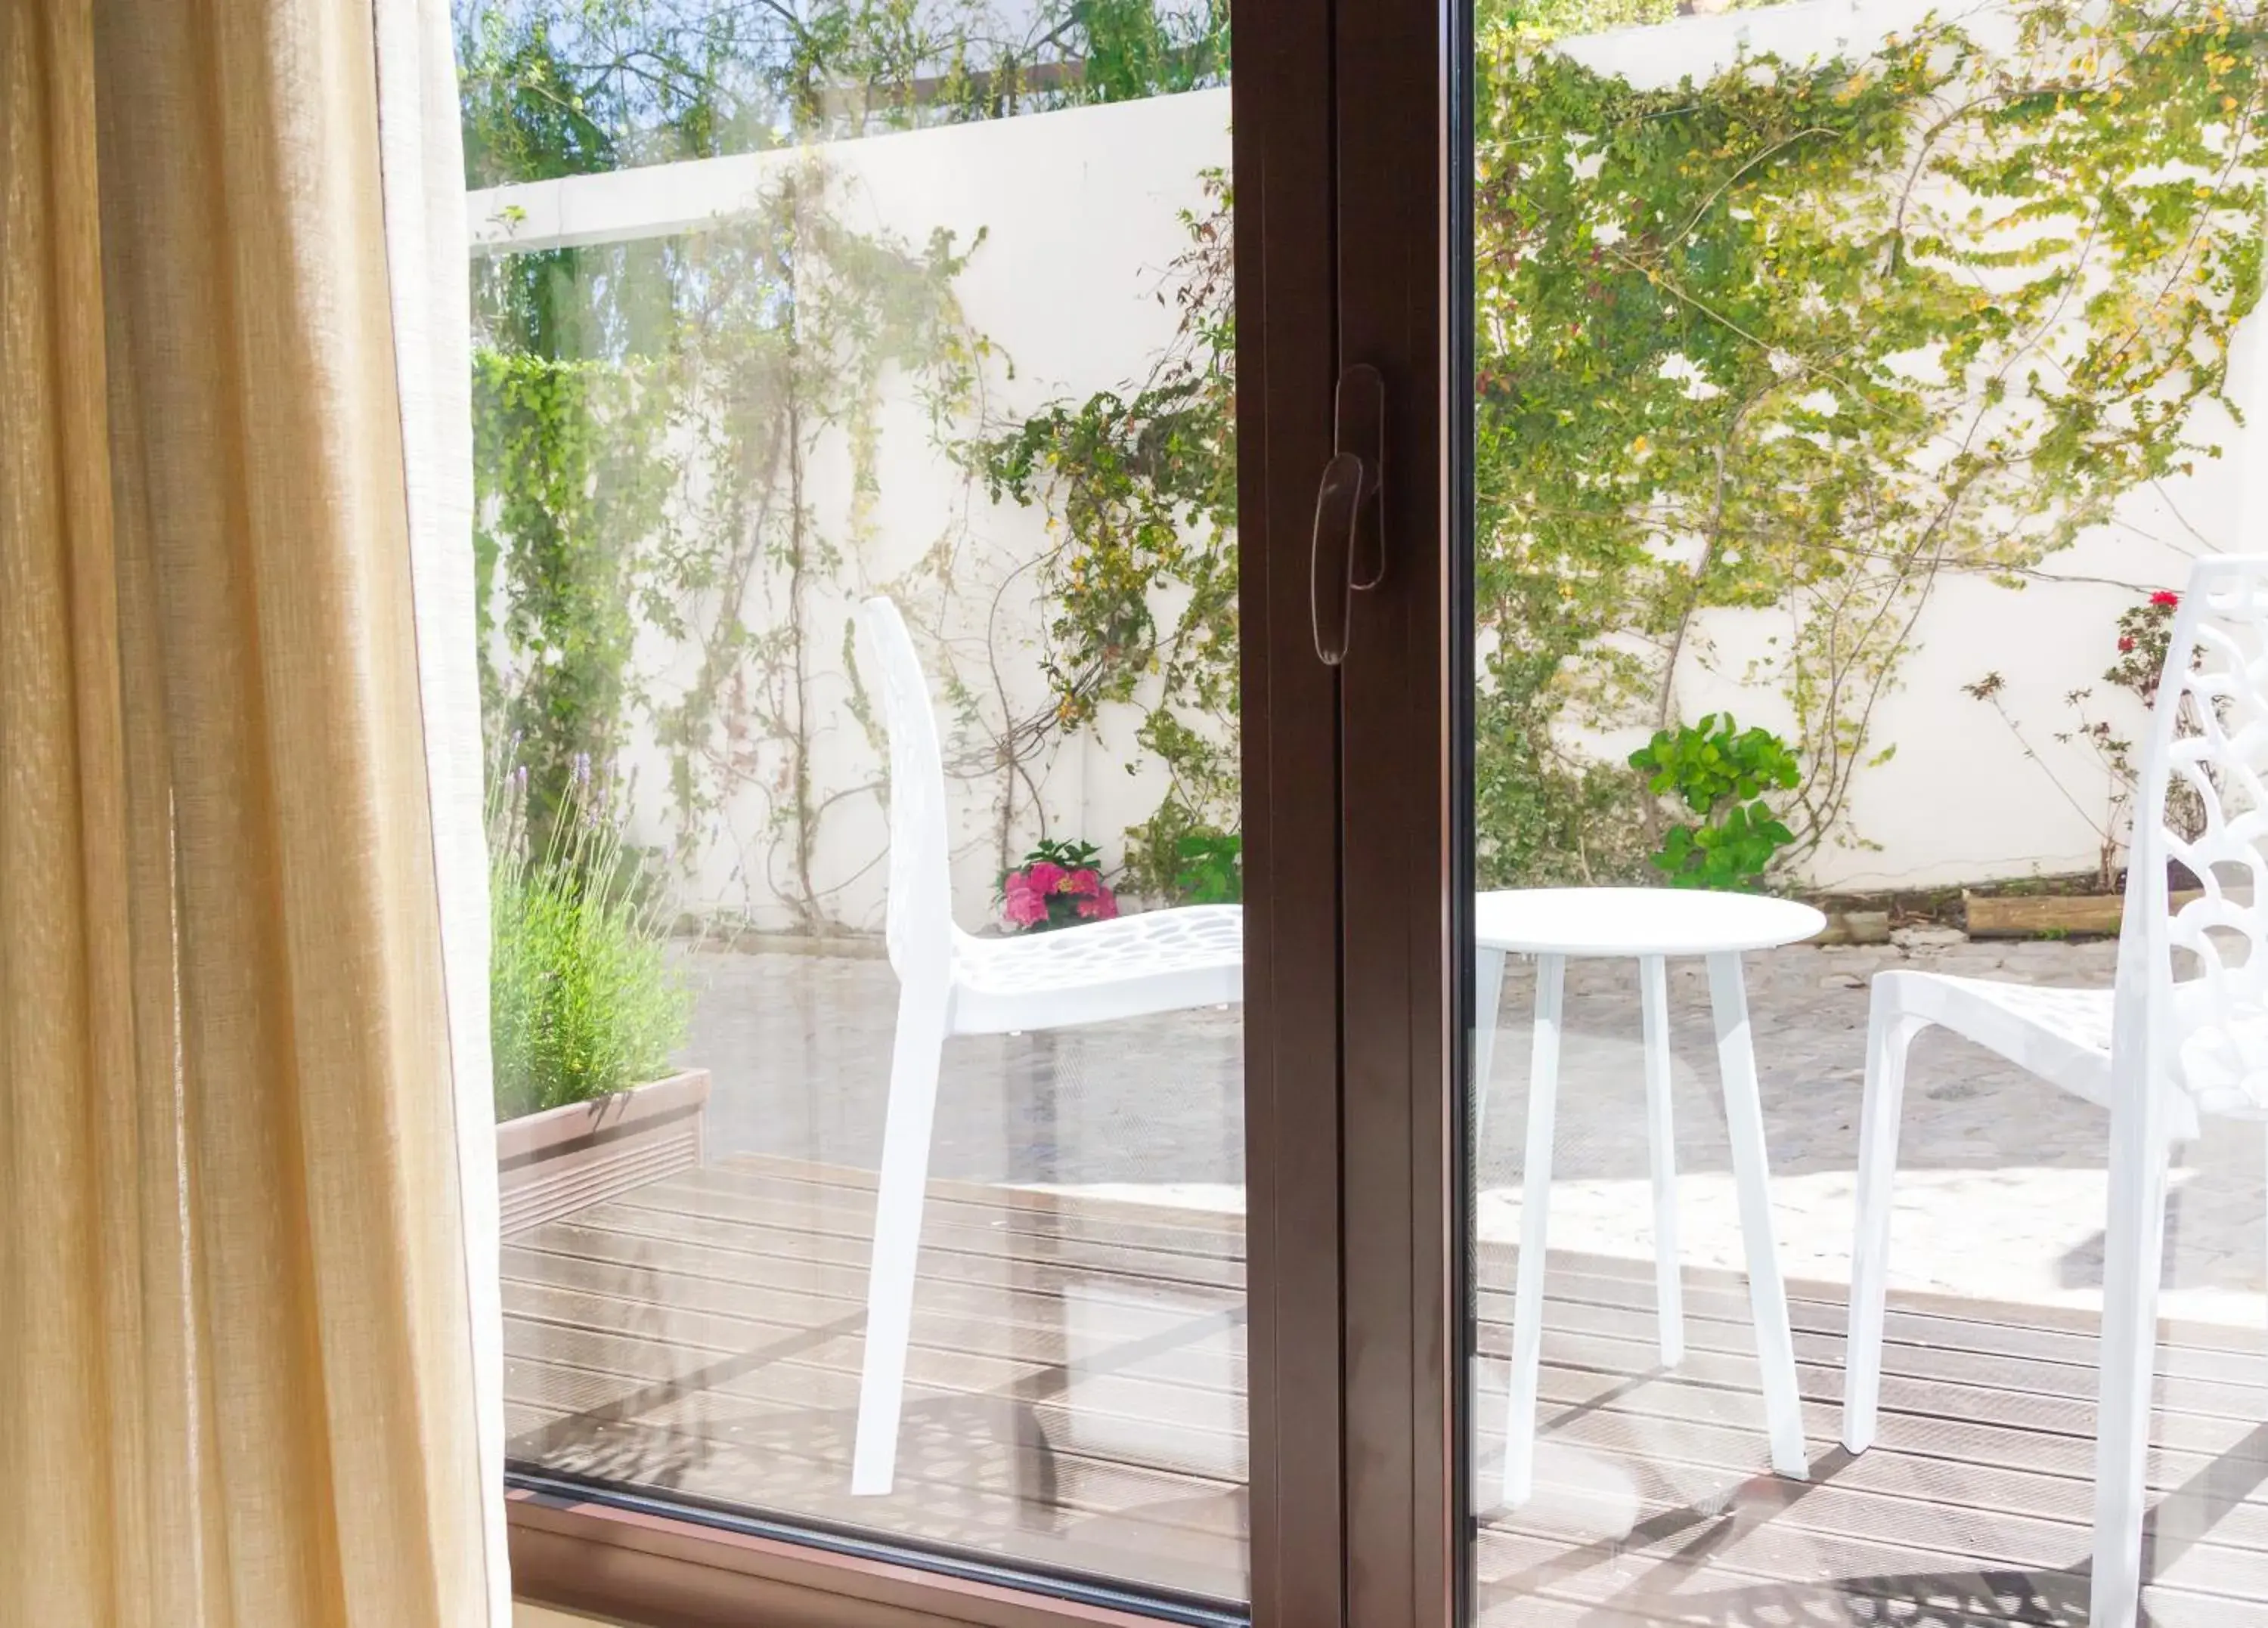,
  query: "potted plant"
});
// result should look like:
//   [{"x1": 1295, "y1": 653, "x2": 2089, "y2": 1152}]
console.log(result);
[
  {"x1": 489, "y1": 756, "x2": 702, "y2": 1233},
  {"x1": 999, "y1": 837, "x2": 1120, "y2": 930}
]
